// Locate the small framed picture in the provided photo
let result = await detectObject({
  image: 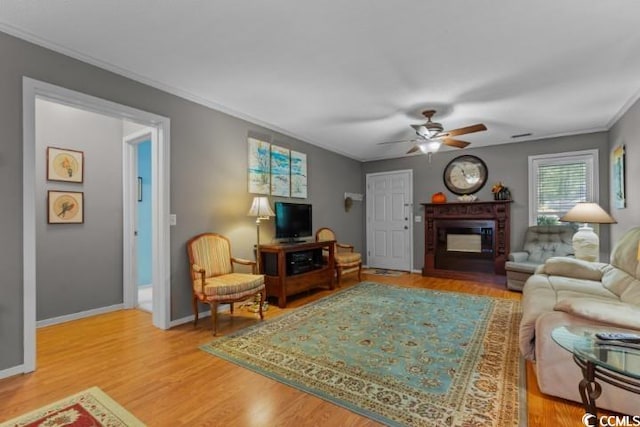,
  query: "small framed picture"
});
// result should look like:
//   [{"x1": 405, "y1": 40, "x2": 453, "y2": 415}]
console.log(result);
[
  {"x1": 47, "y1": 147, "x2": 84, "y2": 183},
  {"x1": 612, "y1": 145, "x2": 626, "y2": 209},
  {"x1": 48, "y1": 190, "x2": 84, "y2": 224}
]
